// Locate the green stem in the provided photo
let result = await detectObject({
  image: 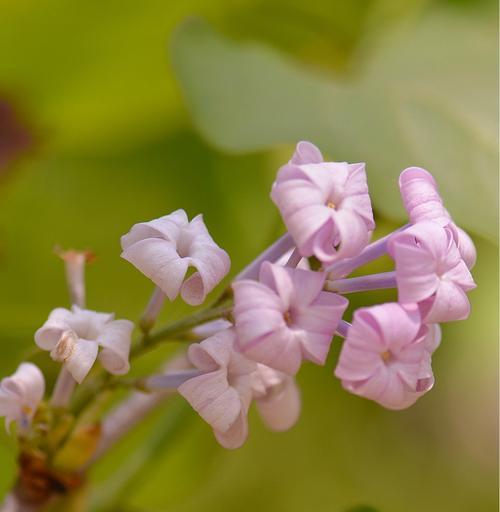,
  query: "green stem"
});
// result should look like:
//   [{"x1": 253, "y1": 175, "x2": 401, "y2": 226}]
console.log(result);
[{"x1": 130, "y1": 303, "x2": 233, "y2": 359}]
